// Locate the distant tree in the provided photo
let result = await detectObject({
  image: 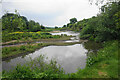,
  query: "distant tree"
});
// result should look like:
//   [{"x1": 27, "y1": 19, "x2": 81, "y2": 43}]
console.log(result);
[
  {"x1": 2, "y1": 12, "x2": 26, "y2": 32},
  {"x1": 70, "y1": 18, "x2": 77, "y2": 24},
  {"x1": 28, "y1": 20, "x2": 35, "y2": 31},
  {"x1": 63, "y1": 25, "x2": 66, "y2": 28},
  {"x1": 41, "y1": 25, "x2": 45, "y2": 29},
  {"x1": 67, "y1": 23, "x2": 70, "y2": 27},
  {"x1": 55, "y1": 26, "x2": 58, "y2": 29},
  {"x1": 89, "y1": 0, "x2": 118, "y2": 5},
  {"x1": 2, "y1": 11, "x2": 46, "y2": 32}
]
